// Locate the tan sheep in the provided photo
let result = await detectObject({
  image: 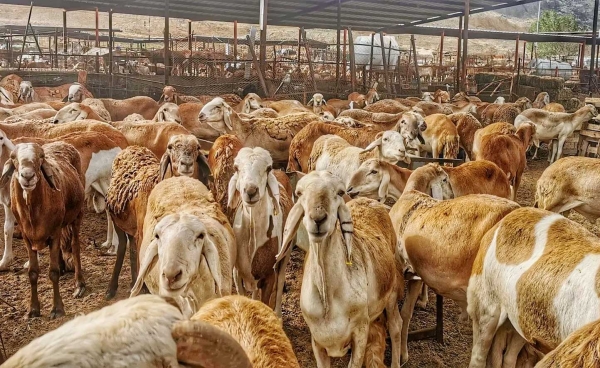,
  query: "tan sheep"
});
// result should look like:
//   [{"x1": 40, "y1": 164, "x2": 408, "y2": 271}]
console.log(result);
[
  {"x1": 543, "y1": 102, "x2": 566, "y2": 112},
  {"x1": 3, "y1": 109, "x2": 57, "y2": 123},
  {"x1": 52, "y1": 102, "x2": 108, "y2": 123},
  {"x1": 472, "y1": 122, "x2": 517, "y2": 161},
  {"x1": 208, "y1": 134, "x2": 245, "y2": 219},
  {"x1": 532, "y1": 91, "x2": 550, "y2": 109},
  {"x1": 489, "y1": 96, "x2": 532, "y2": 124},
  {"x1": 109, "y1": 120, "x2": 193, "y2": 158},
  {"x1": 447, "y1": 112, "x2": 482, "y2": 160},
  {"x1": 178, "y1": 102, "x2": 222, "y2": 142},
  {"x1": 158, "y1": 85, "x2": 201, "y2": 105},
  {"x1": 364, "y1": 99, "x2": 409, "y2": 114},
  {"x1": 535, "y1": 319, "x2": 600, "y2": 368},
  {"x1": 100, "y1": 96, "x2": 160, "y2": 121},
  {"x1": 262, "y1": 99, "x2": 310, "y2": 116},
  {"x1": 418, "y1": 113, "x2": 460, "y2": 159},
  {"x1": 347, "y1": 91, "x2": 367, "y2": 108}
]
